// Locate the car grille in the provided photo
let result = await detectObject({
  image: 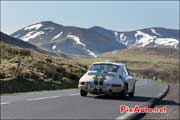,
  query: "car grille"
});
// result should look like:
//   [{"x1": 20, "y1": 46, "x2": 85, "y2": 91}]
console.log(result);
[
  {"x1": 94, "y1": 80, "x2": 98, "y2": 85},
  {"x1": 93, "y1": 80, "x2": 104, "y2": 85}
]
